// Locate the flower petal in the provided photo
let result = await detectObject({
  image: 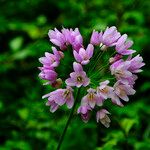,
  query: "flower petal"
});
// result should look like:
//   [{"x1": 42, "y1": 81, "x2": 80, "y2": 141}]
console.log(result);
[
  {"x1": 73, "y1": 62, "x2": 83, "y2": 72},
  {"x1": 65, "y1": 78, "x2": 75, "y2": 86},
  {"x1": 86, "y1": 44, "x2": 94, "y2": 58},
  {"x1": 66, "y1": 95, "x2": 74, "y2": 109},
  {"x1": 73, "y1": 50, "x2": 82, "y2": 62}
]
